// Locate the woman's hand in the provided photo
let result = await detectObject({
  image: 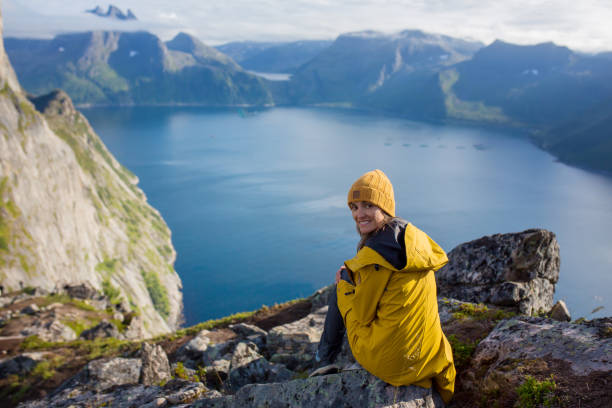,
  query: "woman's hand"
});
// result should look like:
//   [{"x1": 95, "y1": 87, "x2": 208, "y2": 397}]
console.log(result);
[{"x1": 335, "y1": 265, "x2": 346, "y2": 284}]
